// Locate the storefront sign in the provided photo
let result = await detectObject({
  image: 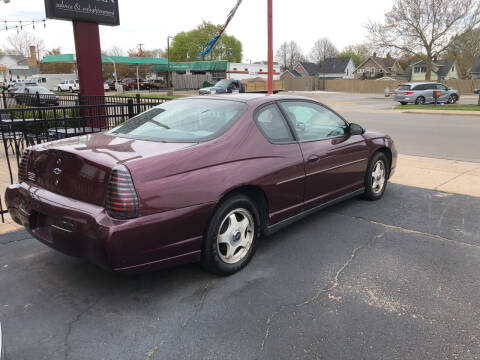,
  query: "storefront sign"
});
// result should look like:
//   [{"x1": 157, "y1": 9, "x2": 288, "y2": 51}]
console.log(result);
[{"x1": 44, "y1": 0, "x2": 120, "y2": 26}]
